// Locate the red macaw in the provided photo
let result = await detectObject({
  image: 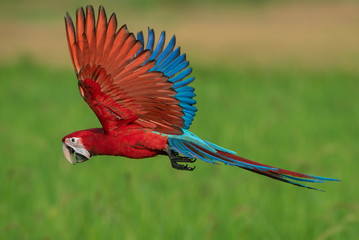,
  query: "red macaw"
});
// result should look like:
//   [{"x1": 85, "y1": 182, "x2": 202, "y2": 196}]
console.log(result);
[{"x1": 62, "y1": 6, "x2": 339, "y2": 190}]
